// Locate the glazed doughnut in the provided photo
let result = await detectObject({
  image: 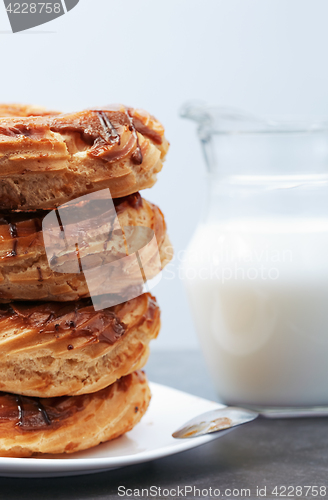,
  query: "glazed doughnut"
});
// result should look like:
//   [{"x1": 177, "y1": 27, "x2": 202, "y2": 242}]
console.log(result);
[
  {"x1": 0, "y1": 106, "x2": 169, "y2": 210},
  {"x1": 0, "y1": 292, "x2": 159, "y2": 398},
  {"x1": 0, "y1": 193, "x2": 173, "y2": 302},
  {"x1": 0, "y1": 371, "x2": 150, "y2": 457}
]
